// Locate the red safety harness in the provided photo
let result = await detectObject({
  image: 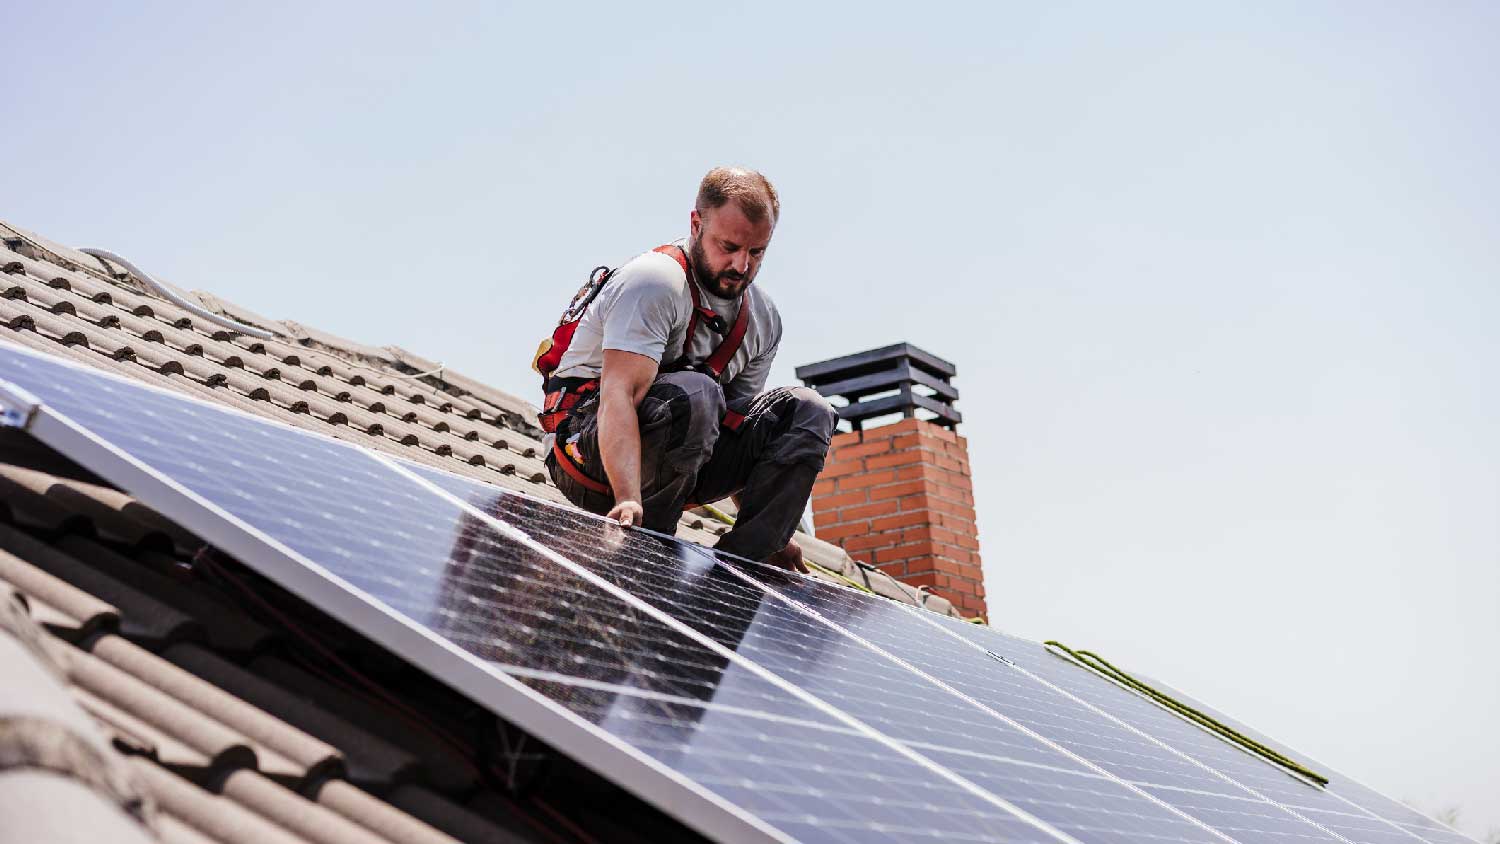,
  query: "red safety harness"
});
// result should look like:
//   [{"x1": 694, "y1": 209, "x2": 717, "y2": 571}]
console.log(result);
[{"x1": 538, "y1": 244, "x2": 750, "y2": 499}]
